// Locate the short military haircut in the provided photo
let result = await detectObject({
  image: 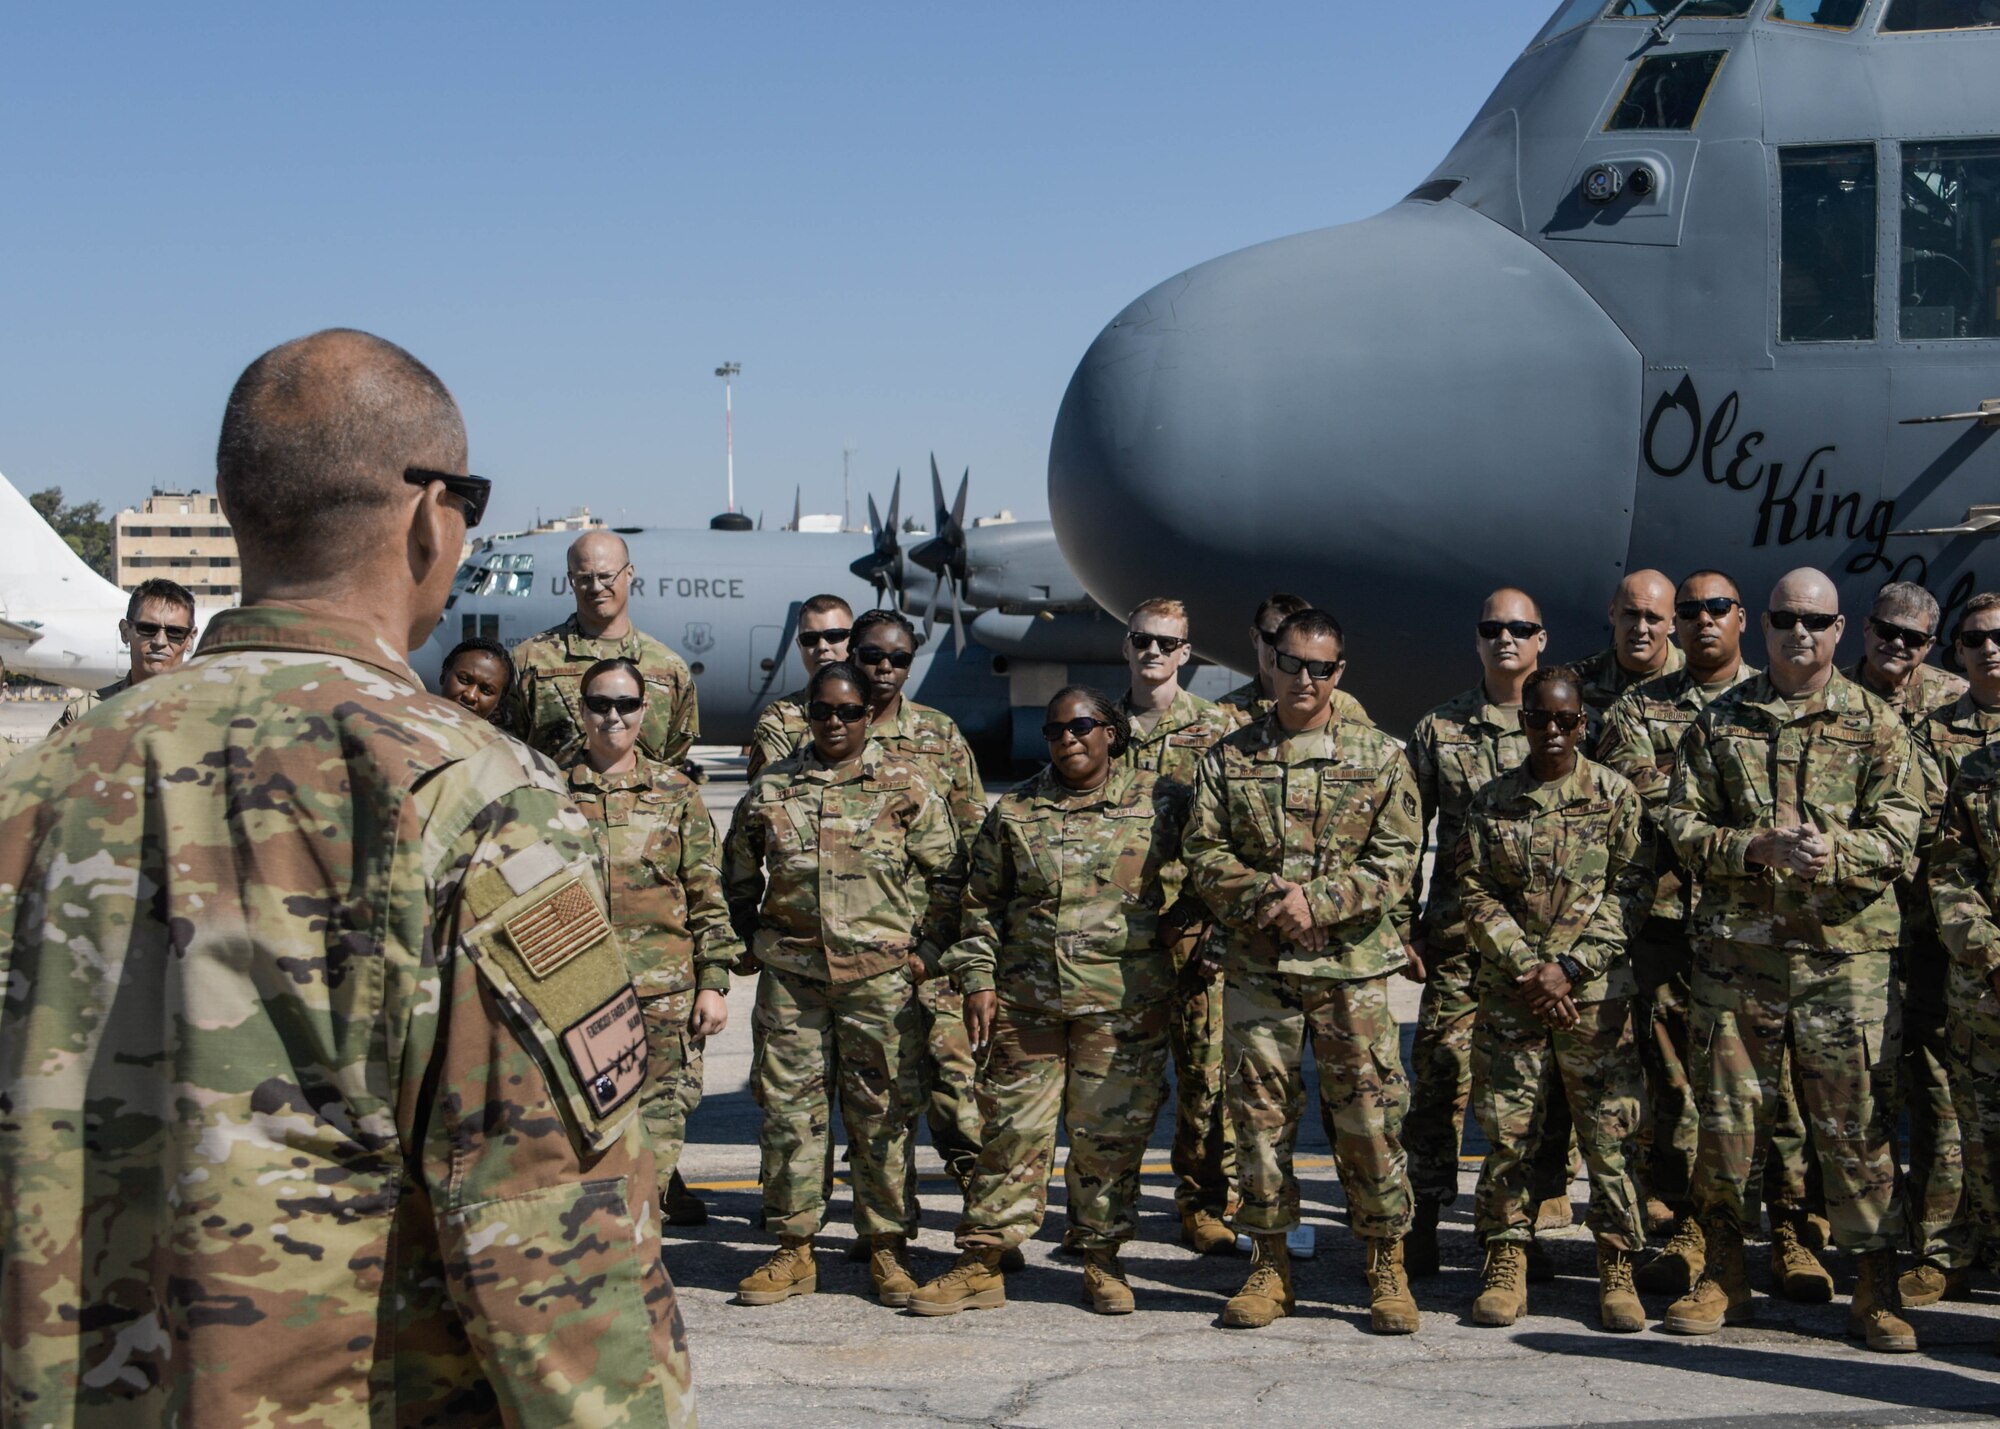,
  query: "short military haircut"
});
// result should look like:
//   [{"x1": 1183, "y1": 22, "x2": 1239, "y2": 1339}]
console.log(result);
[
  {"x1": 1254, "y1": 592, "x2": 1311, "y2": 629},
  {"x1": 443, "y1": 637, "x2": 516, "y2": 695},
  {"x1": 1678, "y1": 568, "x2": 1742, "y2": 603},
  {"x1": 1954, "y1": 592, "x2": 2000, "y2": 639},
  {"x1": 125, "y1": 578, "x2": 195, "y2": 624},
  {"x1": 1274, "y1": 607, "x2": 1344, "y2": 654},
  {"x1": 215, "y1": 329, "x2": 466, "y2": 579},
  {"x1": 1873, "y1": 580, "x2": 1941, "y2": 631},
  {"x1": 1127, "y1": 597, "x2": 1188, "y2": 629},
  {"x1": 852, "y1": 607, "x2": 920, "y2": 648},
  {"x1": 1048, "y1": 683, "x2": 1131, "y2": 758},
  {"x1": 580, "y1": 656, "x2": 644, "y2": 697},
  {"x1": 1524, "y1": 665, "x2": 1581, "y2": 704},
  {"x1": 808, "y1": 660, "x2": 869, "y2": 700},
  {"x1": 800, "y1": 593, "x2": 853, "y2": 619}
]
